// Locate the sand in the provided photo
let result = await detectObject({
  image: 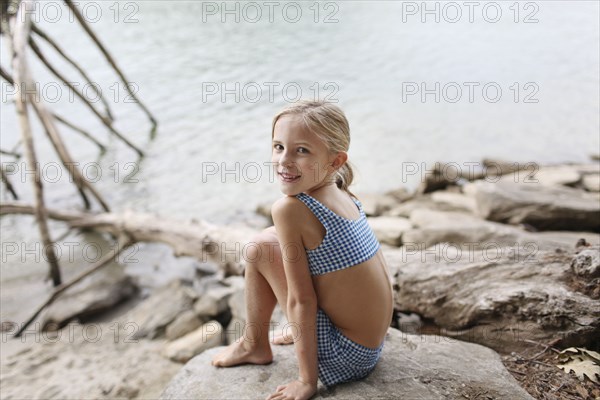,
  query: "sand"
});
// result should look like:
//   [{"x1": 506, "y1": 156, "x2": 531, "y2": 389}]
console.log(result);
[{"x1": 1, "y1": 275, "x2": 182, "y2": 400}]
